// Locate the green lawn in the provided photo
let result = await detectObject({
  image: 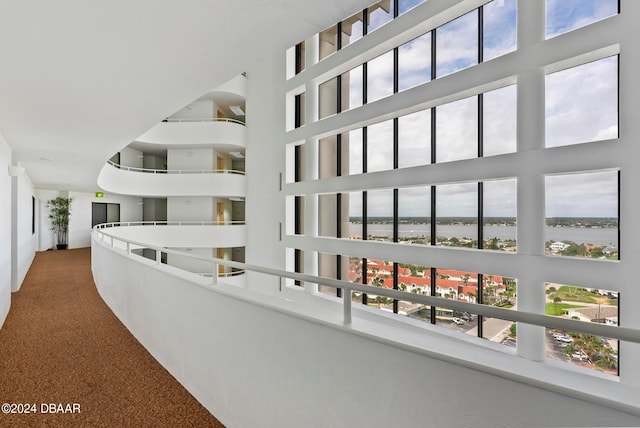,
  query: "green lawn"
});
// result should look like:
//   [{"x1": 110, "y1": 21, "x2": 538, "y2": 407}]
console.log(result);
[
  {"x1": 545, "y1": 303, "x2": 584, "y2": 316},
  {"x1": 551, "y1": 286, "x2": 617, "y2": 305}
]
